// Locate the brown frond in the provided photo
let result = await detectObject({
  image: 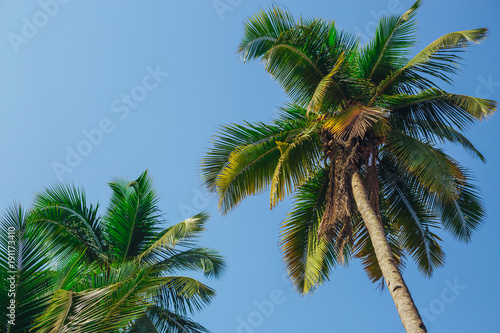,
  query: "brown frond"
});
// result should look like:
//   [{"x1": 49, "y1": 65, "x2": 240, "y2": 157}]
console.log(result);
[
  {"x1": 323, "y1": 105, "x2": 388, "y2": 141},
  {"x1": 318, "y1": 137, "x2": 360, "y2": 249}
]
